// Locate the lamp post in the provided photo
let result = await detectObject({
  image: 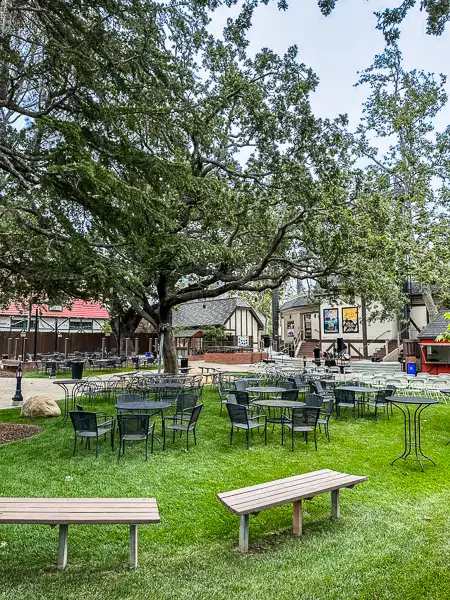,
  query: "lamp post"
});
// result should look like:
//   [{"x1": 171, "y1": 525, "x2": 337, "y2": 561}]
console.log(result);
[{"x1": 12, "y1": 363, "x2": 24, "y2": 406}]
